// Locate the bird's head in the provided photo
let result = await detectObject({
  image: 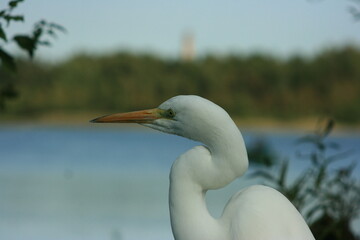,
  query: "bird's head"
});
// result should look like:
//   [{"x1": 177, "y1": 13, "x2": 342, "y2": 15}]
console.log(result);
[{"x1": 91, "y1": 95, "x2": 237, "y2": 145}]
